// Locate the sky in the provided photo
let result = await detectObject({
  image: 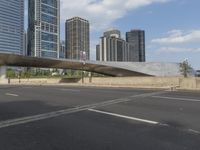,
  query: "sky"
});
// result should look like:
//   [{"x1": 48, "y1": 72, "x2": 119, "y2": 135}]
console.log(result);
[{"x1": 24, "y1": 0, "x2": 200, "y2": 69}]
